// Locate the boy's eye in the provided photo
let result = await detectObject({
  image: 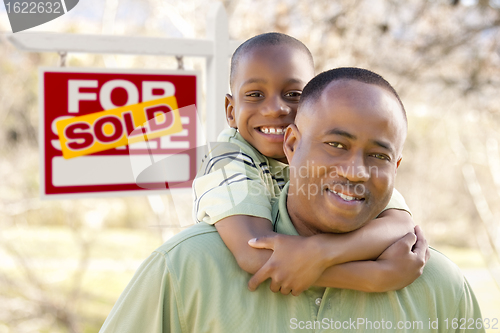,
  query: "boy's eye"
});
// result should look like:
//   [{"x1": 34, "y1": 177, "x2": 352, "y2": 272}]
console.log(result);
[
  {"x1": 285, "y1": 91, "x2": 302, "y2": 98},
  {"x1": 370, "y1": 153, "x2": 390, "y2": 161},
  {"x1": 327, "y1": 142, "x2": 346, "y2": 149}
]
